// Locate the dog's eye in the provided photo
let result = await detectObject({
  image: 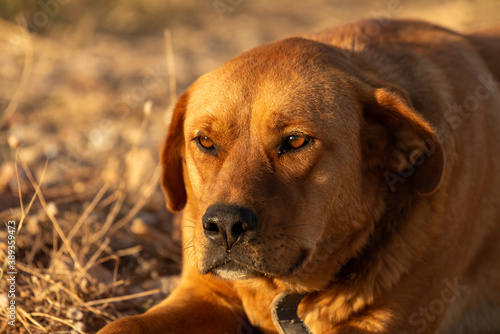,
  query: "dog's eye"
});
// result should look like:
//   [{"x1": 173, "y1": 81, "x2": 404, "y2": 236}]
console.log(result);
[
  {"x1": 196, "y1": 136, "x2": 216, "y2": 155},
  {"x1": 287, "y1": 136, "x2": 307, "y2": 149},
  {"x1": 279, "y1": 135, "x2": 311, "y2": 155},
  {"x1": 198, "y1": 136, "x2": 214, "y2": 149}
]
